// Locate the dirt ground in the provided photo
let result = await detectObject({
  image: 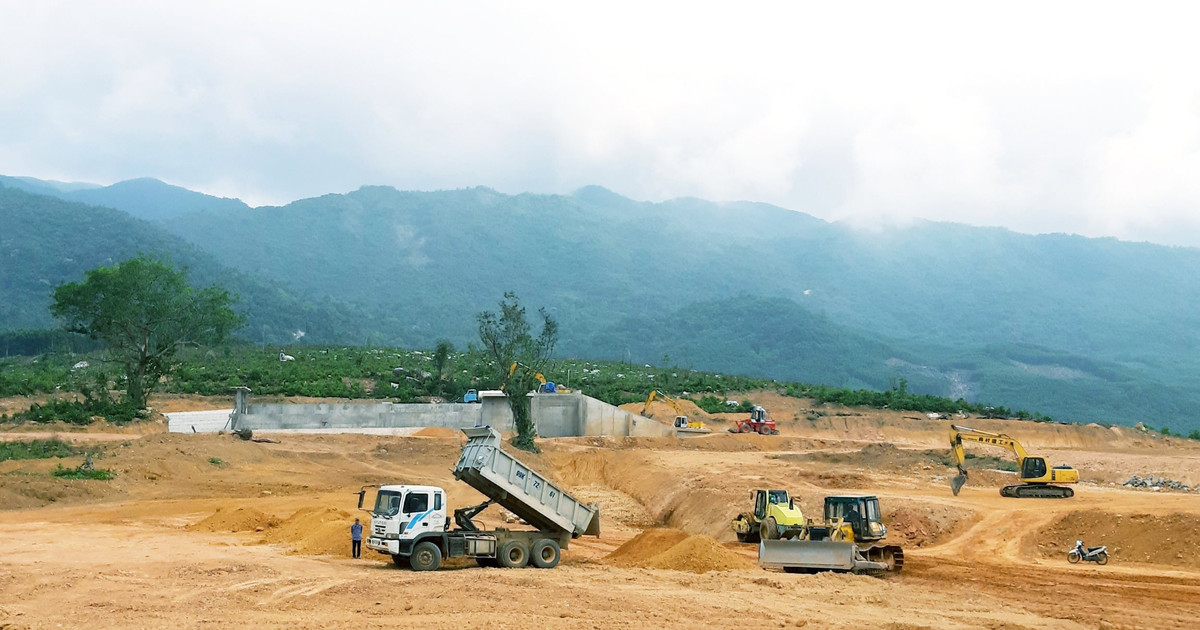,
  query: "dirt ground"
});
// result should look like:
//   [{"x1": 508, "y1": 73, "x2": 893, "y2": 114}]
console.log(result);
[{"x1": 2, "y1": 392, "x2": 1199, "y2": 629}]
